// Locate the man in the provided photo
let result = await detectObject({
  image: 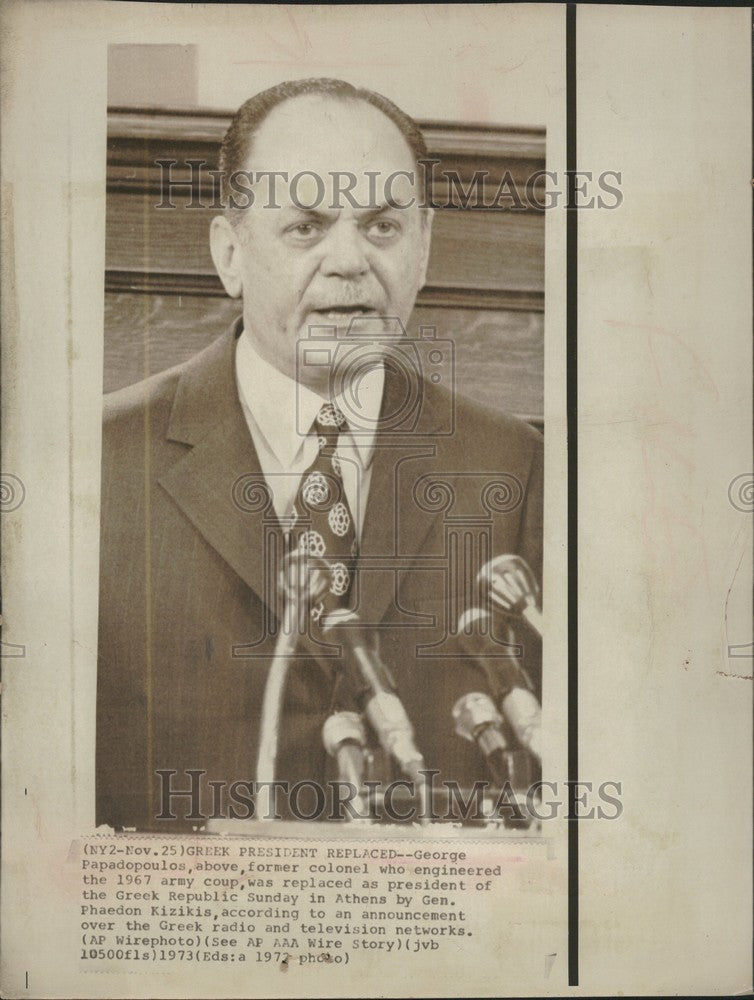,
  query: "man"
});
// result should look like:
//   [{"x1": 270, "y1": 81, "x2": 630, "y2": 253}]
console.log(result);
[{"x1": 96, "y1": 78, "x2": 543, "y2": 830}]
